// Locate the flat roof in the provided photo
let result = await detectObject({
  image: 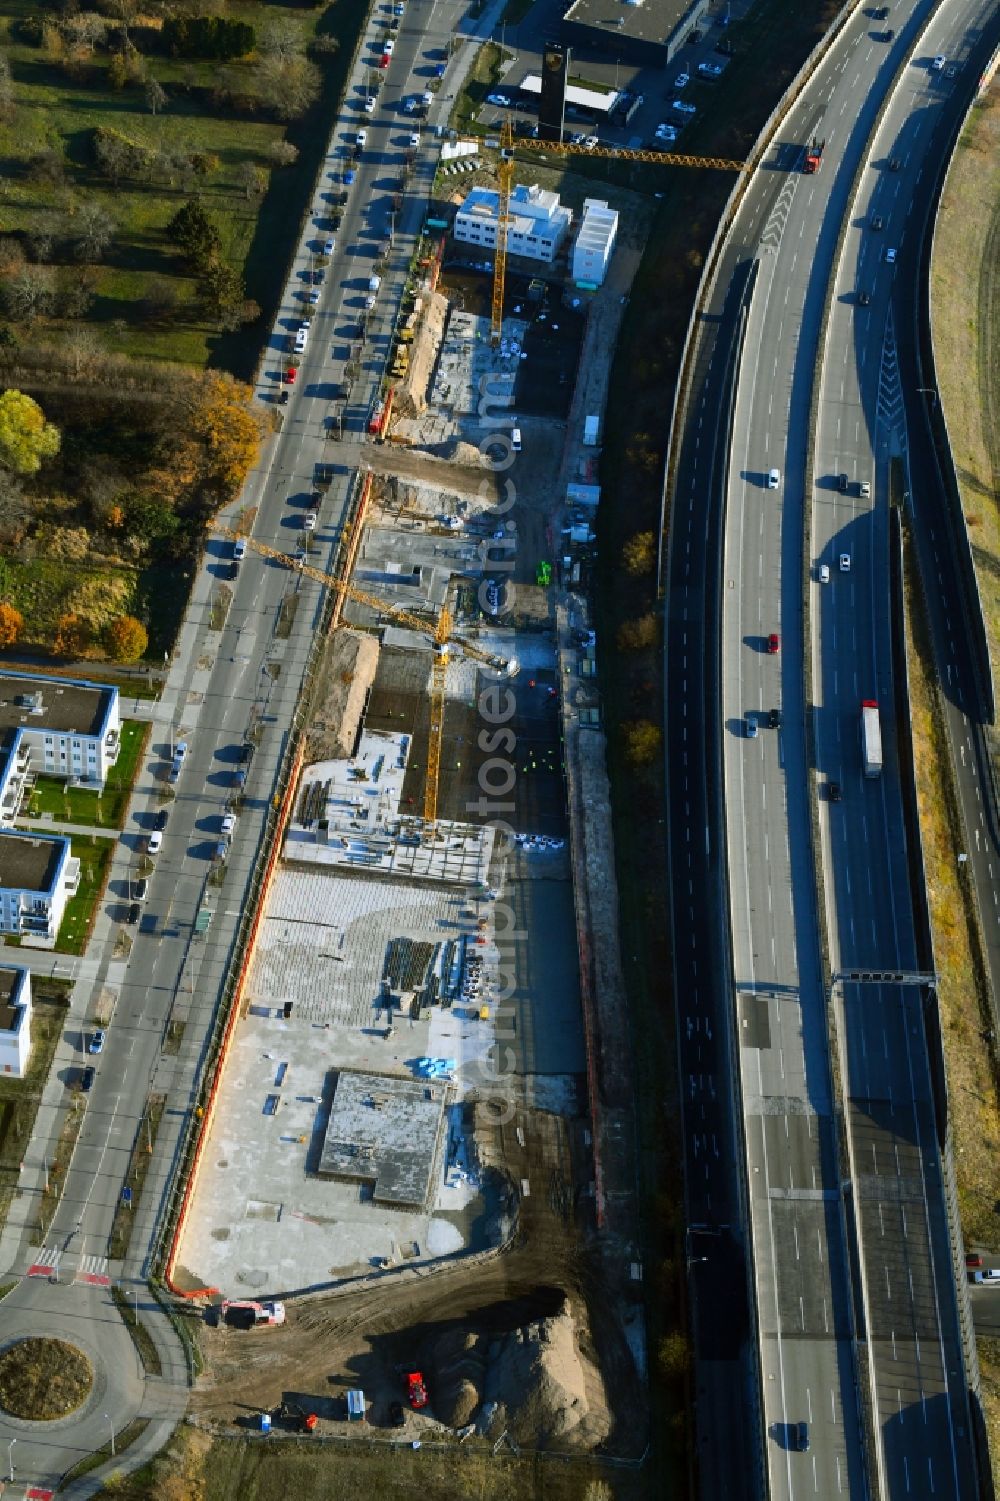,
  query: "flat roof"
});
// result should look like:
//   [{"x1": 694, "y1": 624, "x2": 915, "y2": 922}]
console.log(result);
[
  {"x1": 0, "y1": 672, "x2": 115, "y2": 738},
  {"x1": 518, "y1": 72, "x2": 619, "y2": 113},
  {"x1": 0, "y1": 965, "x2": 26, "y2": 1014},
  {"x1": 318, "y1": 1069, "x2": 447, "y2": 1209},
  {"x1": 562, "y1": 0, "x2": 695, "y2": 49},
  {"x1": 0, "y1": 832, "x2": 66, "y2": 894}
]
